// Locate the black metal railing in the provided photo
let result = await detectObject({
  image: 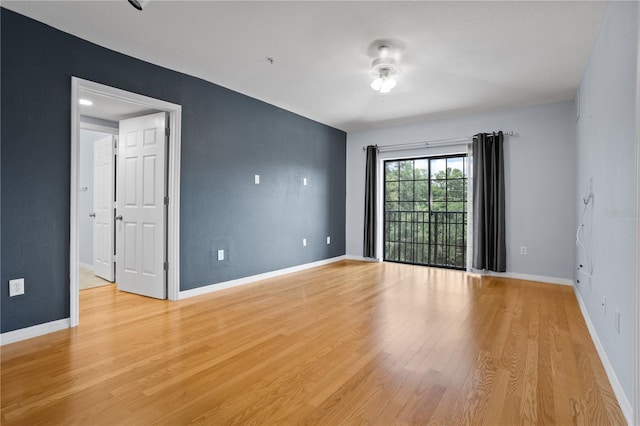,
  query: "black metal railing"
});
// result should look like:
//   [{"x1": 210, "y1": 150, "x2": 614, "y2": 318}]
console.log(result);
[{"x1": 384, "y1": 210, "x2": 466, "y2": 269}]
